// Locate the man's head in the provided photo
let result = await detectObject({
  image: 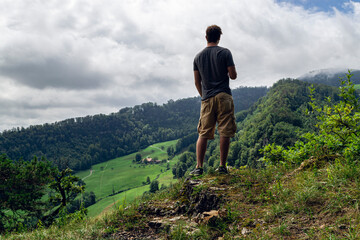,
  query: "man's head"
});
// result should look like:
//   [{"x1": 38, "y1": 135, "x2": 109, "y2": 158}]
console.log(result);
[{"x1": 206, "y1": 25, "x2": 222, "y2": 43}]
